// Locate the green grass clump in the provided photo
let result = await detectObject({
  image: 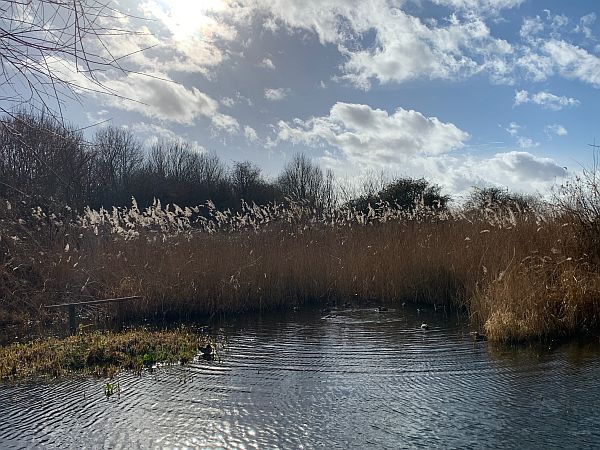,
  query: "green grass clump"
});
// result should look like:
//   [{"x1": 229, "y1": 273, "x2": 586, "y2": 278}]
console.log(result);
[{"x1": 0, "y1": 328, "x2": 206, "y2": 381}]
